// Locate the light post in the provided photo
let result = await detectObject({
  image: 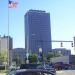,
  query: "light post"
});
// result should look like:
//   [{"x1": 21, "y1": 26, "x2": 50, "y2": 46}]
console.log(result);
[
  {"x1": 39, "y1": 48, "x2": 42, "y2": 53},
  {"x1": 26, "y1": 53, "x2": 29, "y2": 64},
  {"x1": 38, "y1": 48, "x2": 43, "y2": 63},
  {"x1": 3, "y1": 62, "x2": 7, "y2": 71},
  {"x1": 26, "y1": 36, "x2": 29, "y2": 64}
]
